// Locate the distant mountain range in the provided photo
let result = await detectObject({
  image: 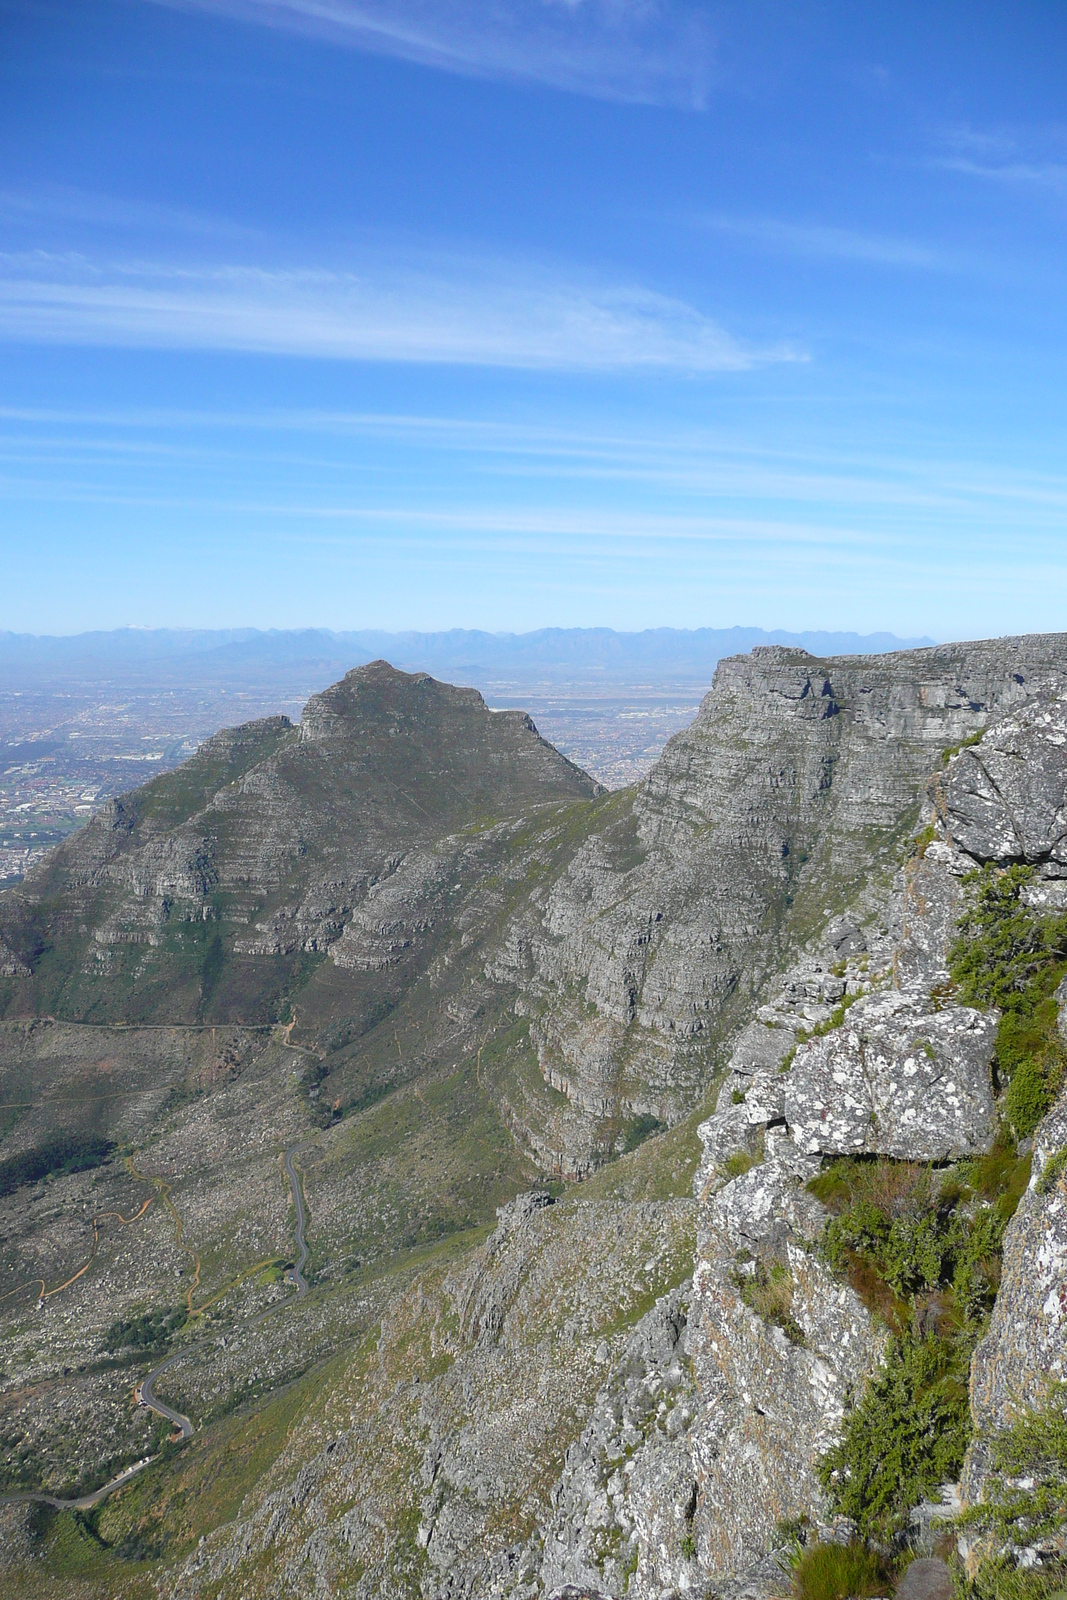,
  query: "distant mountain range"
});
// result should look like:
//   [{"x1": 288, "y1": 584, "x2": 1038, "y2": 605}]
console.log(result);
[{"x1": 0, "y1": 625, "x2": 937, "y2": 685}]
